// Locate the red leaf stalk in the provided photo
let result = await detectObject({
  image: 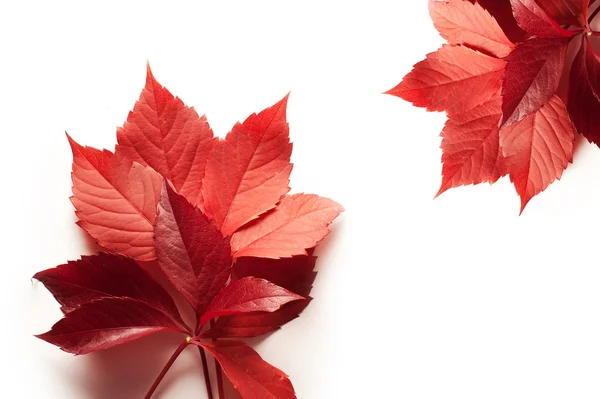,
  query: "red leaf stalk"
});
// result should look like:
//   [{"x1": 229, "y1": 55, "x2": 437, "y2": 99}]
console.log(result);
[{"x1": 144, "y1": 339, "x2": 189, "y2": 399}]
